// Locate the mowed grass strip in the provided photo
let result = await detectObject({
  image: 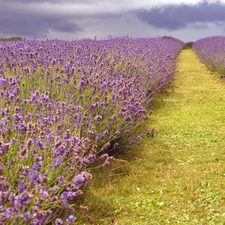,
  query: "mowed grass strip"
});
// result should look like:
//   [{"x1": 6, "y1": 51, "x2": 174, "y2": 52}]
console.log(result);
[{"x1": 77, "y1": 49, "x2": 225, "y2": 224}]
